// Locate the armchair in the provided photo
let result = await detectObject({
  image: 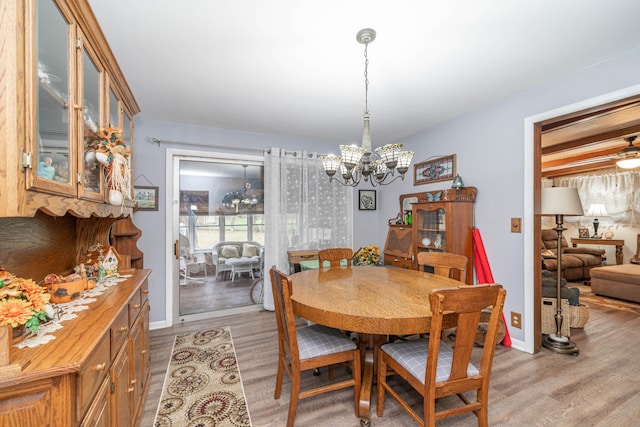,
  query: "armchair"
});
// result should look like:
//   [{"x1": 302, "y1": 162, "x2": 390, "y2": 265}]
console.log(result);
[{"x1": 541, "y1": 229, "x2": 604, "y2": 281}]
